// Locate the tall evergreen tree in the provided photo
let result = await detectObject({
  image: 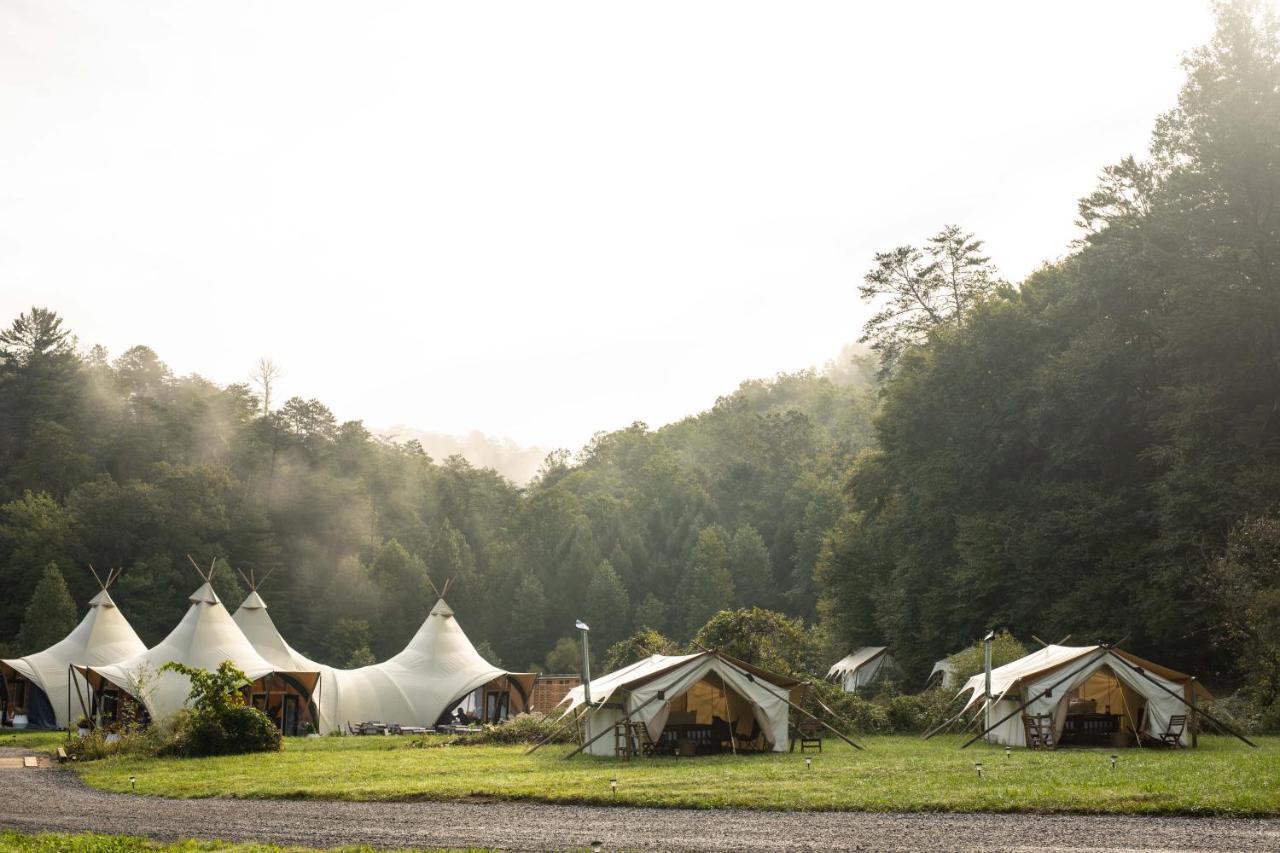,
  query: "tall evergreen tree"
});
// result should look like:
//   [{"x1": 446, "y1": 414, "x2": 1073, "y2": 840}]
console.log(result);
[{"x1": 16, "y1": 562, "x2": 77, "y2": 652}]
